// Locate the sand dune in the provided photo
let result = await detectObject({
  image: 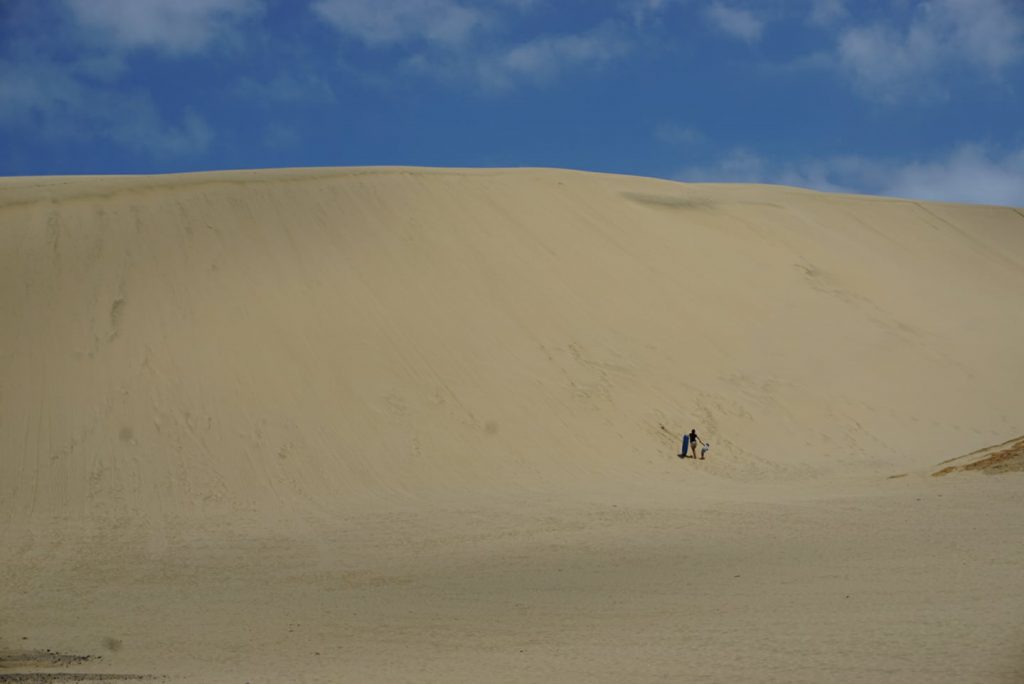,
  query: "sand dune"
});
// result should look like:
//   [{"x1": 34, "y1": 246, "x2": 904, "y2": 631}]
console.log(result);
[{"x1": 2, "y1": 168, "x2": 1023, "y2": 682}]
